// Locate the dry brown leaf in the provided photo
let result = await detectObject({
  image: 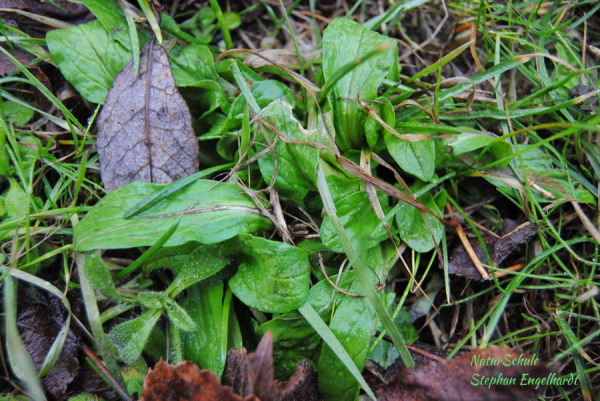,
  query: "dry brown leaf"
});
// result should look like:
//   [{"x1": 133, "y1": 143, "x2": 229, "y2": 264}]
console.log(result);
[
  {"x1": 448, "y1": 221, "x2": 538, "y2": 280},
  {"x1": 222, "y1": 331, "x2": 319, "y2": 401},
  {"x1": 142, "y1": 360, "x2": 241, "y2": 401},
  {"x1": 97, "y1": 41, "x2": 199, "y2": 191},
  {"x1": 375, "y1": 345, "x2": 553, "y2": 401}
]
